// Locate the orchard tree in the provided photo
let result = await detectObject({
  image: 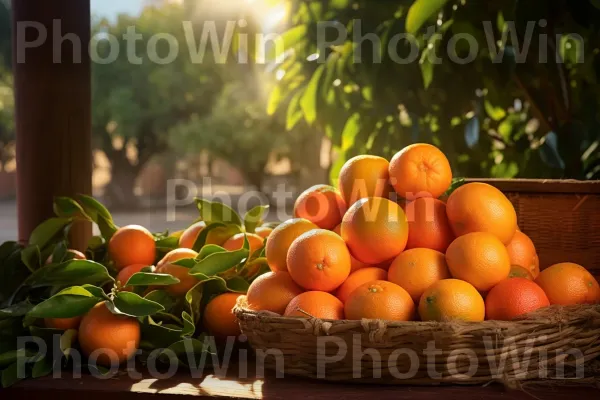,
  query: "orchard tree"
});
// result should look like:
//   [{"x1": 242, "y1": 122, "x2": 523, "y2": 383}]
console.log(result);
[
  {"x1": 268, "y1": 0, "x2": 600, "y2": 181},
  {"x1": 0, "y1": 0, "x2": 13, "y2": 171}
]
